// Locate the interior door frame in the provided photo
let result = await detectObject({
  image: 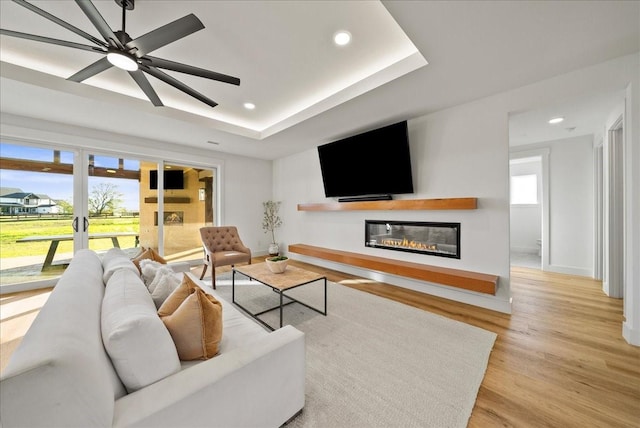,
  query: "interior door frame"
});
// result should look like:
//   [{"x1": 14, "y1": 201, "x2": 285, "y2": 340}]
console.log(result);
[{"x1": 509, "y1": 148, "x2": 550, "y2": 270}]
